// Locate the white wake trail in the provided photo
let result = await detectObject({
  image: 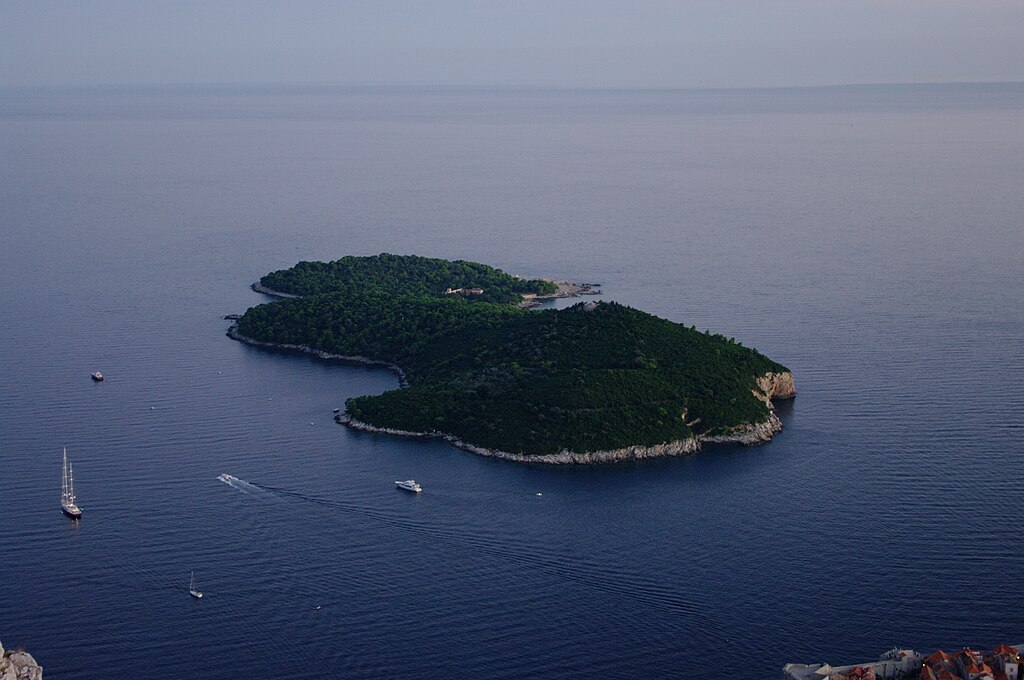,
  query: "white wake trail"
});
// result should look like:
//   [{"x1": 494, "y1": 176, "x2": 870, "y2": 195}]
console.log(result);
[{"x1": 217, "y1": 473, "x2": 265, "y2": 494}]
